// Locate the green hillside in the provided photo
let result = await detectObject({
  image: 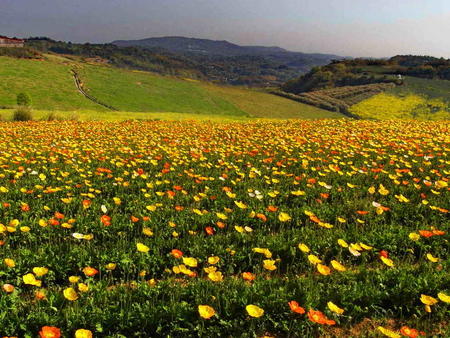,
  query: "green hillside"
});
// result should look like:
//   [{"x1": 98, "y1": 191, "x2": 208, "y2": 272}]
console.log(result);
[{"x1": 0, "y1": 55, "x2": 343, "y2": 120}]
